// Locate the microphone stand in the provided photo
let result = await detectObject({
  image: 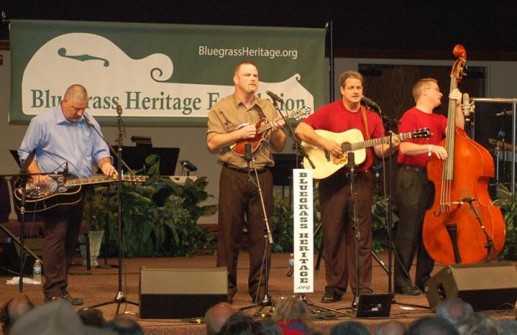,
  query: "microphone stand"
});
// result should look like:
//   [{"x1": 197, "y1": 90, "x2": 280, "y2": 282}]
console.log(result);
[{"x1": 85, "y1": 108, "x2": 139, "y2": 315}]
